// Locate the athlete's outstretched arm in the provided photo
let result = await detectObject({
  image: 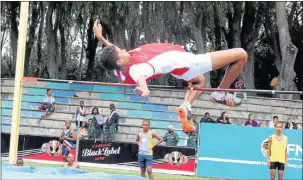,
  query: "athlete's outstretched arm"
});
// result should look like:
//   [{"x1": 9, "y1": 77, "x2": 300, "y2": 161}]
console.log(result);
[{"x1": 93, "y1": 20, "x2": 114, "y2": 47}]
